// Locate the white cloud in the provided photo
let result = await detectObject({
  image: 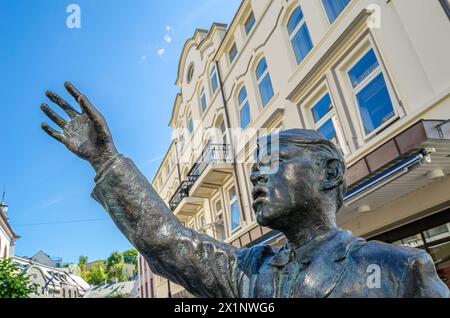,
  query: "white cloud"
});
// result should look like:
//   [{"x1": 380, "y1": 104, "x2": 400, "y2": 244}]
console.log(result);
[
  {"x1": 140, "y1": 55, "x2": 148, "y2": 63},
  {"x1": 157, "y1": 48, "x2": 165, "y2": 57},
  {"x1": 164, "y1": 34, "x2": 172, "y2": 44},
  {"x1": 166, "y1": 25, "x2": 173, "y2": 32}
]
